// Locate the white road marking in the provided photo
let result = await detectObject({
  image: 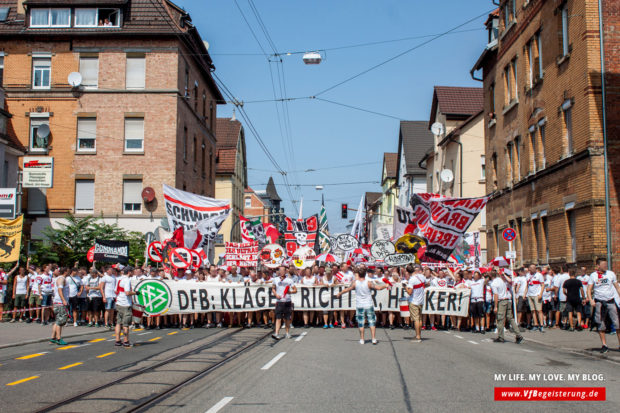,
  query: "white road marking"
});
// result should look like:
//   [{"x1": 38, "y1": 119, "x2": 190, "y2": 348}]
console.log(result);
[
  {"x1": 467, "y1": 340, "x2": 479, "y2": 345},
  {"x1": 522, "y1": 349, "x2": 534, "y2": 353},
  {"x1": 261, "y1": 352, "x2": 286, "y2": 370},
  {"x1": 444, "y1": 331, "x2": 451, "y2": 334},
  {"x1": 106, "y1": 339, "x2": 115, "y2": 342},
  {"x1": 481, "y1": 339, "x2": 492, "y2": 343},
  {"x1": 454, "y1": 335, "x2": 464, "y2": 339},
  {"x1": 76, "y1": 344, "x2": 91, "y2": 348},
  {"x1": 138, "y1": 332, "x2": 152, "y2": 336},
  {"x1": 295, "y1": 332, "x2": 308, "y2": 342},
  {"x1": 205, "y1": 397, "x2": 234, "y2": 413}
]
